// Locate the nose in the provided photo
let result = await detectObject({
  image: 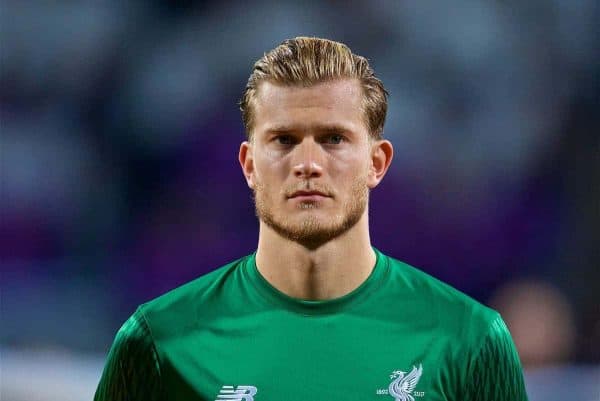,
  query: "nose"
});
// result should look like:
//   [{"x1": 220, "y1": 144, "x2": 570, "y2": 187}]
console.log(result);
[{"x1": 292, "y1": 137, "x2": 324, "y2": 179}]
